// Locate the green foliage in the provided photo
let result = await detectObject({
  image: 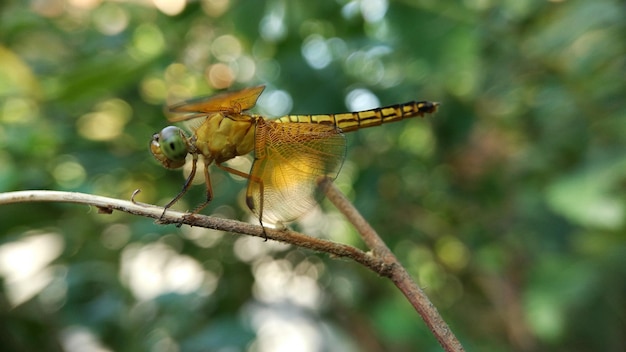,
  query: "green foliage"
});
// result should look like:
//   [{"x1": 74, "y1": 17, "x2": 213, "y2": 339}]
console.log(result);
[{"x1": 1, "y1": 0, "x2": 624, "y2": 351}]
